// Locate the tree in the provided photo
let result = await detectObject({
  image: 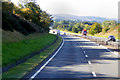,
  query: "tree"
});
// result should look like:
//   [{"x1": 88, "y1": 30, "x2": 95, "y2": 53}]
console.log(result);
[
  {"x1": 23, "y1": 2, "x2": 53, "y2": 32},
  {"x1": 102, "y1": 20, "x2": 117, "y2": 28},
  {"x1": 102, "y1": 26, "x2": 110, "y2": 34},
  {"x1": 2, "y1": 2, "x2": 53, "y2": 34},
  {"x1": 73, "y1": 23, "x2": 83, "y2": 32},
  {"x1": 84, "y1": 24, "x2": 90, "y2": 30},
  {"x1": 89, "y1": 23, "x2": 102, "y2": 35},
  {"x1": 72, "y1": 27, "x2": 78, "y2": 33}
]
